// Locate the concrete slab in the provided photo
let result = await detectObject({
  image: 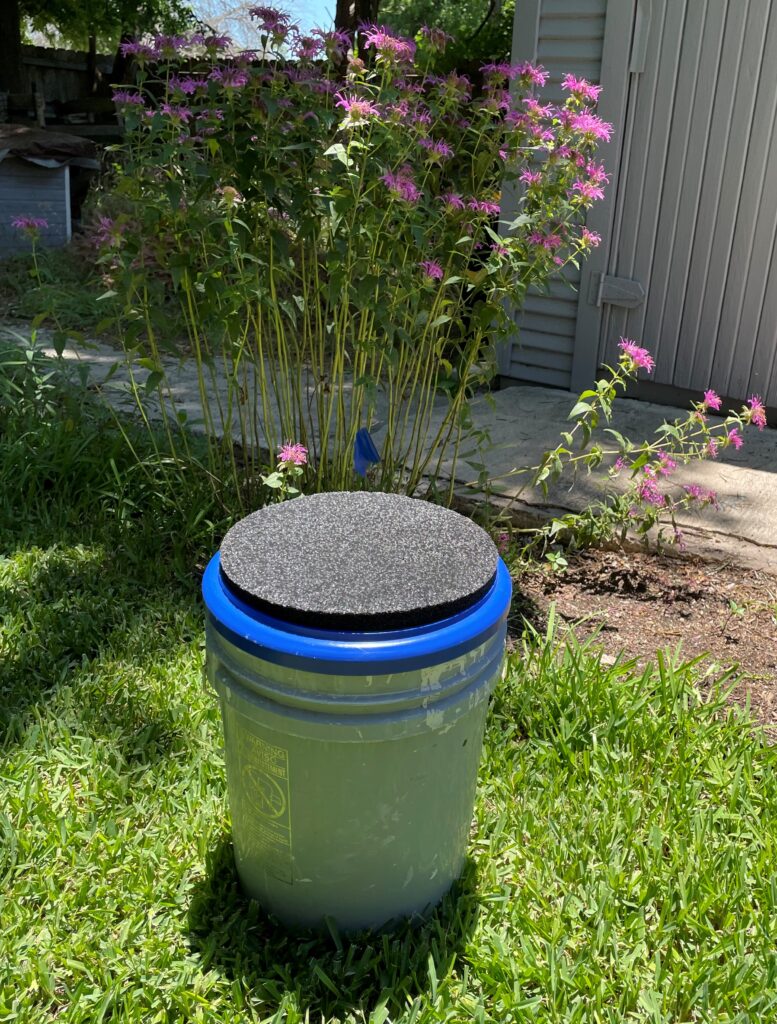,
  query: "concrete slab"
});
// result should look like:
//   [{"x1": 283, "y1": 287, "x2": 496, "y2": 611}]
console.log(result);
[
  {"x1": 5, "y1": 327, "x2": 776, "y2": 572},
  {"x1": 455, "y1": 386, "x2": 777, "y2": 573}
]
